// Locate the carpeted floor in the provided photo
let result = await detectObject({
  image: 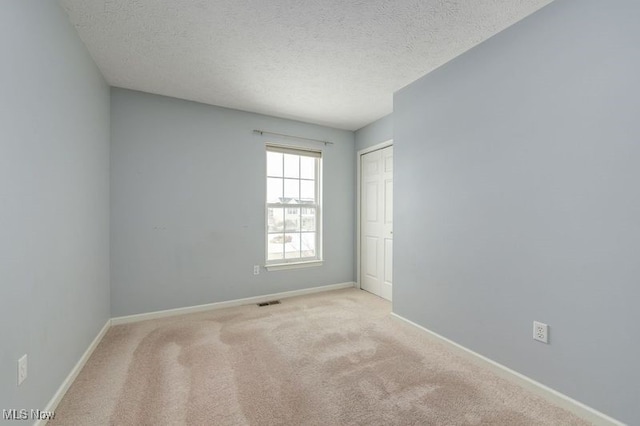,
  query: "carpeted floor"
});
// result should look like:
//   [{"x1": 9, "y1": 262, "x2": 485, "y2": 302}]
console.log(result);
[{"x1": 51, "y1": 288, "x2": 589, "y2": 425}]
